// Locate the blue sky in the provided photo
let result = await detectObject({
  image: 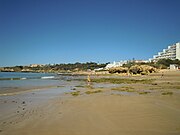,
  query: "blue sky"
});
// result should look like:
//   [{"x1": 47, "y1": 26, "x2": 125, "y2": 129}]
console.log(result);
[{"x1": 0, "y1": 0, "x2": 180, "y2": 67}]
